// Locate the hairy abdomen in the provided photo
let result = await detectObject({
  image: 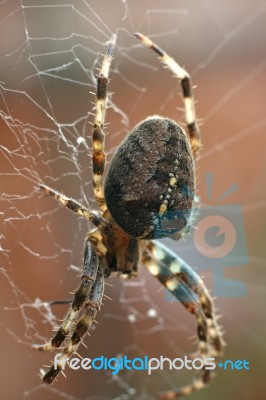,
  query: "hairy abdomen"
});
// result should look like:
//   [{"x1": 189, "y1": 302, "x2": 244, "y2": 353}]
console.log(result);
[{"x1": 104, "y1": 116, "x2": 195, "y2": 239}]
